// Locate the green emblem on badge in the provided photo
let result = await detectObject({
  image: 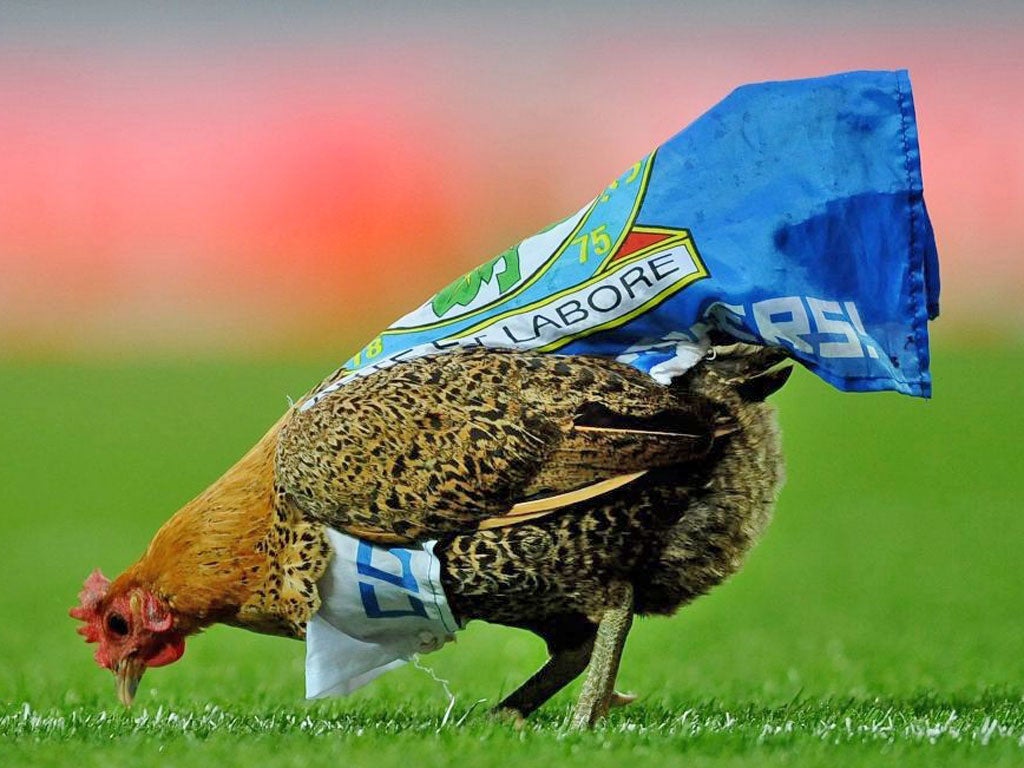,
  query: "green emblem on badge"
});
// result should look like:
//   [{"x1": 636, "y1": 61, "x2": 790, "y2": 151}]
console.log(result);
[{"x1": 431, "y1": 246, "x2": 522, "y2": 319}]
